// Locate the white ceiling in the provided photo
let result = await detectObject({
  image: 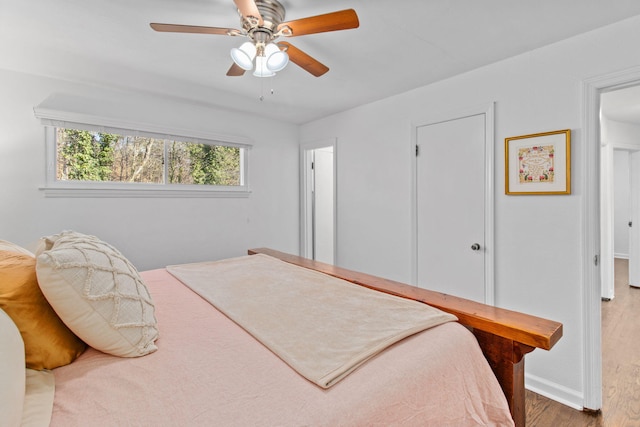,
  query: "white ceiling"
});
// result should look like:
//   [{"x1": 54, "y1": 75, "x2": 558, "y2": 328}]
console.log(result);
[{"x1": 3, "y1": 0, "x2": 640, "y2": 124}]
